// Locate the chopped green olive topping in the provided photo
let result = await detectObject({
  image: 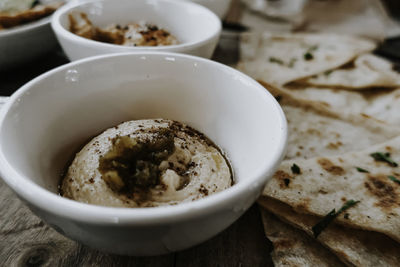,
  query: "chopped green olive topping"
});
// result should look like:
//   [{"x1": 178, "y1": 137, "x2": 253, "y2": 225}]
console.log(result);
[
  {"x1": 98, "y1": 129, "x2": 175, "y2": 193},
  {"x1": 304, "y1": 45, "x2": 318, "y2": 61},
  {"x1": 303, "y1": 45, "x2": 318, "y2": 61},
  {"x1": 269, "y1": 57, "x2": 284, "y2": 65},
  {"x1": 312, "y1": 200, "x2": 360, "y2": 238},
  {"x1": 370, "y1": 152, "x2": 398, "y2": 167},
  {"x1": 291, "y1": 163, "x2": 301, "y2": 174},
  {"x1": 388, "y1": 175, "x2": 400, "y2": 185},
  {"x1": 32, "y1": 0, "x2": 39, "y2": 8},
  {"x1": 356, "y1": 167, "x2": 369, "y2": 173},
  {"x1": 304, "y1": 52, "x2": 314, "y2": 60}
]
